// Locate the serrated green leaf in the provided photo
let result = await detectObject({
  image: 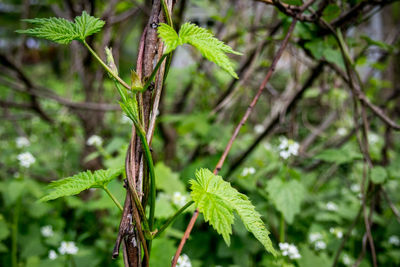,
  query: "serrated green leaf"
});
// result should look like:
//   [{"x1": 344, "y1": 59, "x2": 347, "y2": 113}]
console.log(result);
[
  {"x1": 40, "y1": 167, "x2": 123, "y2": 202},
  {"x1": 157, "y1": 22, "x2": 241, "y2": 78},
  {"x1": 17, "y1": 11, "x2": 104, "y2": 44},
  {"x1": 190, "y1": 168, "x2": 276, "y2": 255},
  {"x1": 157, "y1": 23, "x2": 180, "y2": 54},
  {"x1": 191, "y1": 173, "x2": 234, "y2": 245},
  {"x1": 266, "y1": 179, "x2": 306, "y2": 224},
  {"x1": 17, "y1": 17, "x2": 78, "y2": 44},
  {"x1": 74, "y1": 11, "x2": 105, "y2": 40}
]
